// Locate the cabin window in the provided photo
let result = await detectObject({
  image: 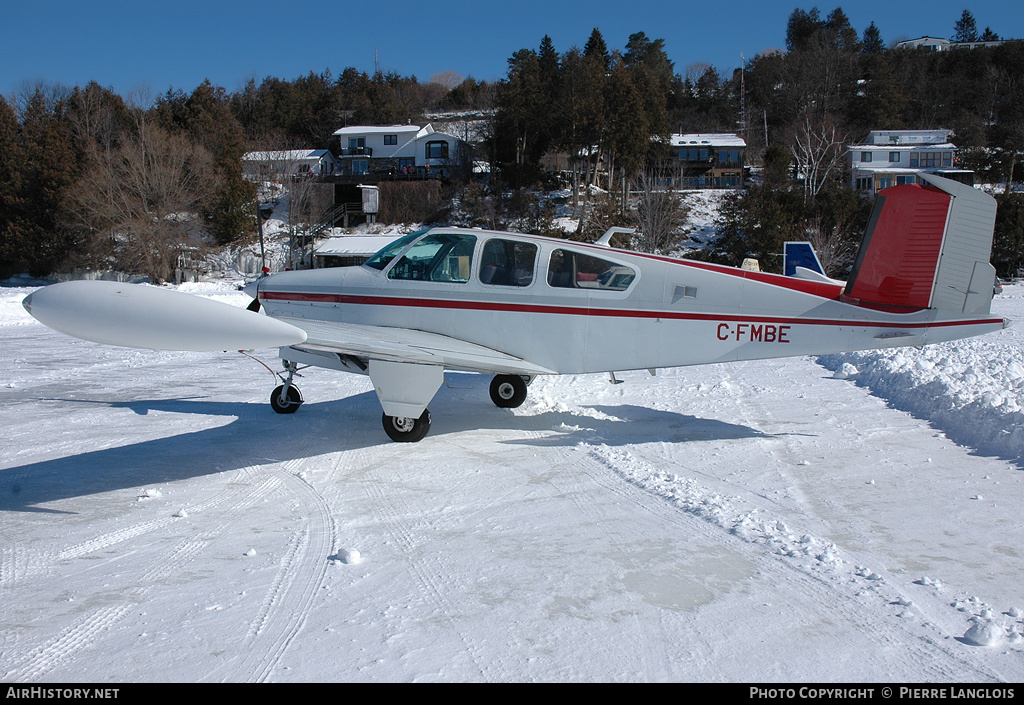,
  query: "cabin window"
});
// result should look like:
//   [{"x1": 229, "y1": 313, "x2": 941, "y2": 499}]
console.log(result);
[
  {"x1": 364, "y1": 231, "x2": 429, "y2": 271},
  {"x1": 384, "y1": 134, "x2": 397, "y2": 145},
  {"x1": 547, "y1": 249, "x2": 635, "y2": 291},
  {"x1": 387, "y1": 232, "x2": 476, "y2": 283},
  {"x1": 479, "y1": 239, "x2": 537, "y2": 287}
]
